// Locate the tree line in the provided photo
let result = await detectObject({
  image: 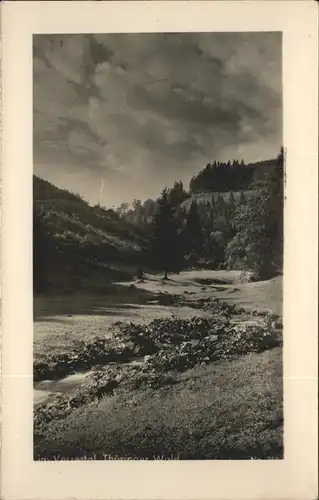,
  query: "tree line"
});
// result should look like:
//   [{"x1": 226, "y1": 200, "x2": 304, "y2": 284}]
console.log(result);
[{"x1": 189, "y1": 157, "x2": 278, "y2": 193}]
